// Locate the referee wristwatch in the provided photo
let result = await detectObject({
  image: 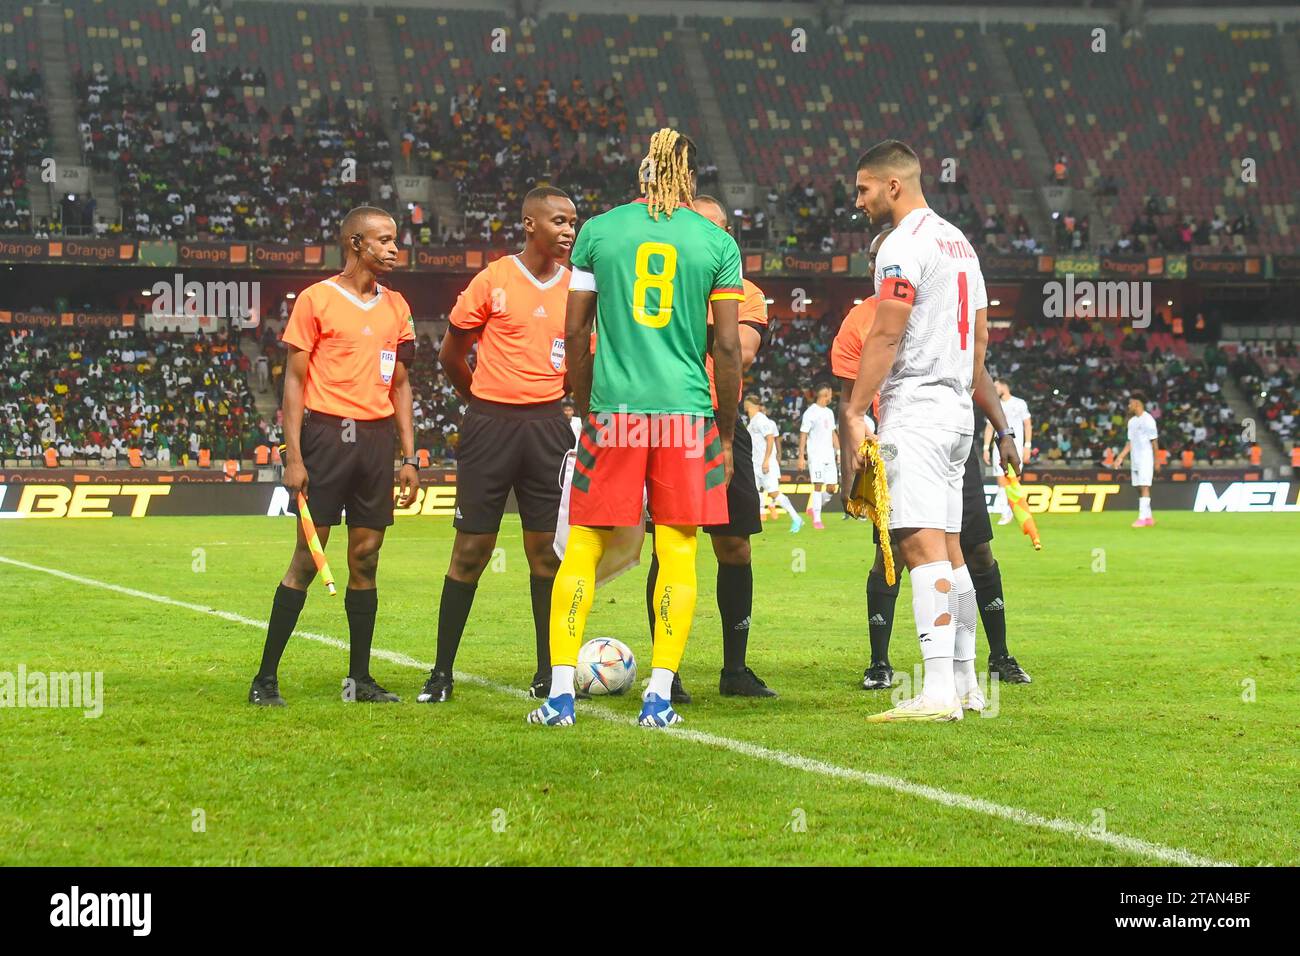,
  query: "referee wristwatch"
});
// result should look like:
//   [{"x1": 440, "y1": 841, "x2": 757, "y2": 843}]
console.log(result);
[{"x1": 399, "y1": 456, "x2": 420, "y2": 469}]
